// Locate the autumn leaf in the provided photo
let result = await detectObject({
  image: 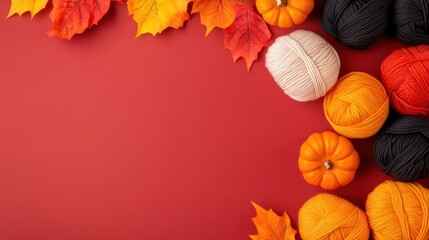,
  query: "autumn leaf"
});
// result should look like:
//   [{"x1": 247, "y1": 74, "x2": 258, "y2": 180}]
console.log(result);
[
  {"x1": 192, "y1": 0, "x2": 242, "y2": 35},
  {"x1": 250, "y1": 202, "x2": 296, "y2": 240},
  {"x1": 128, "y1": 0, "x2": 191, "y2": 37},
  {"x1": 49, "y1": 0, "x2": 111, "y2": 39},
  {"x1": 224, "y1": 0, "x2": 271, "y2": 70},
  {"x1": 7, "y1": 0, "x2": 48, "y2": 17}
]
